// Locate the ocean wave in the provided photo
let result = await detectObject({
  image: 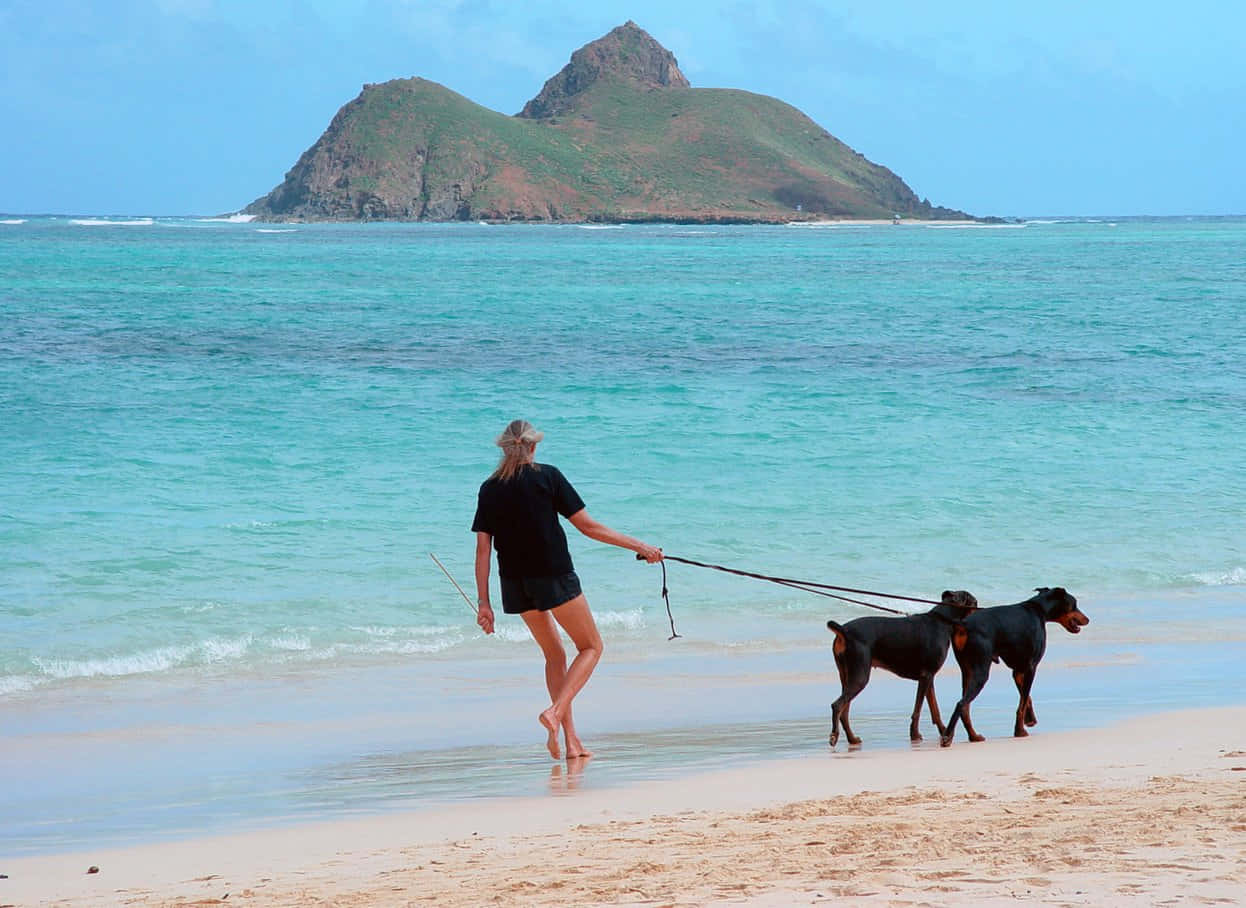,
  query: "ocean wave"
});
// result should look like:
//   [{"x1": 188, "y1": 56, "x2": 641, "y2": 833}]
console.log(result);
[
  {"x1": 0, "y1": 675, "x2": 37, "y2": 696},
  {"x1": 923, "y1": 223, "x2": 1027, "y2": 230},
  {"x1": 8, "y1": 624, "x2": 485, "y2": 693},
  {"x1": 0, "y1": 218, "x2": 26, "y2": 225},
  {"x1": 575, "y1": 224, "x2": 624, "y2": 230},
  {"x1": 594, "y1": 608, "x2": 648, "y2": 630},
  {"x1": 31, "y1": 636, "x2": 254, "y2": 681},
  {"x1": 69, "y1": 217, "x2": 154, "y2": 226},
  {"x1": 196, "y1": 214, "x2": 256, "y2": 223},
  {"x1": 1188, "y1": 567, "x2": 1246, "y2": 586},
  {"x1": 256, "y1": 228, "x2": 296, "y2": 233}
]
